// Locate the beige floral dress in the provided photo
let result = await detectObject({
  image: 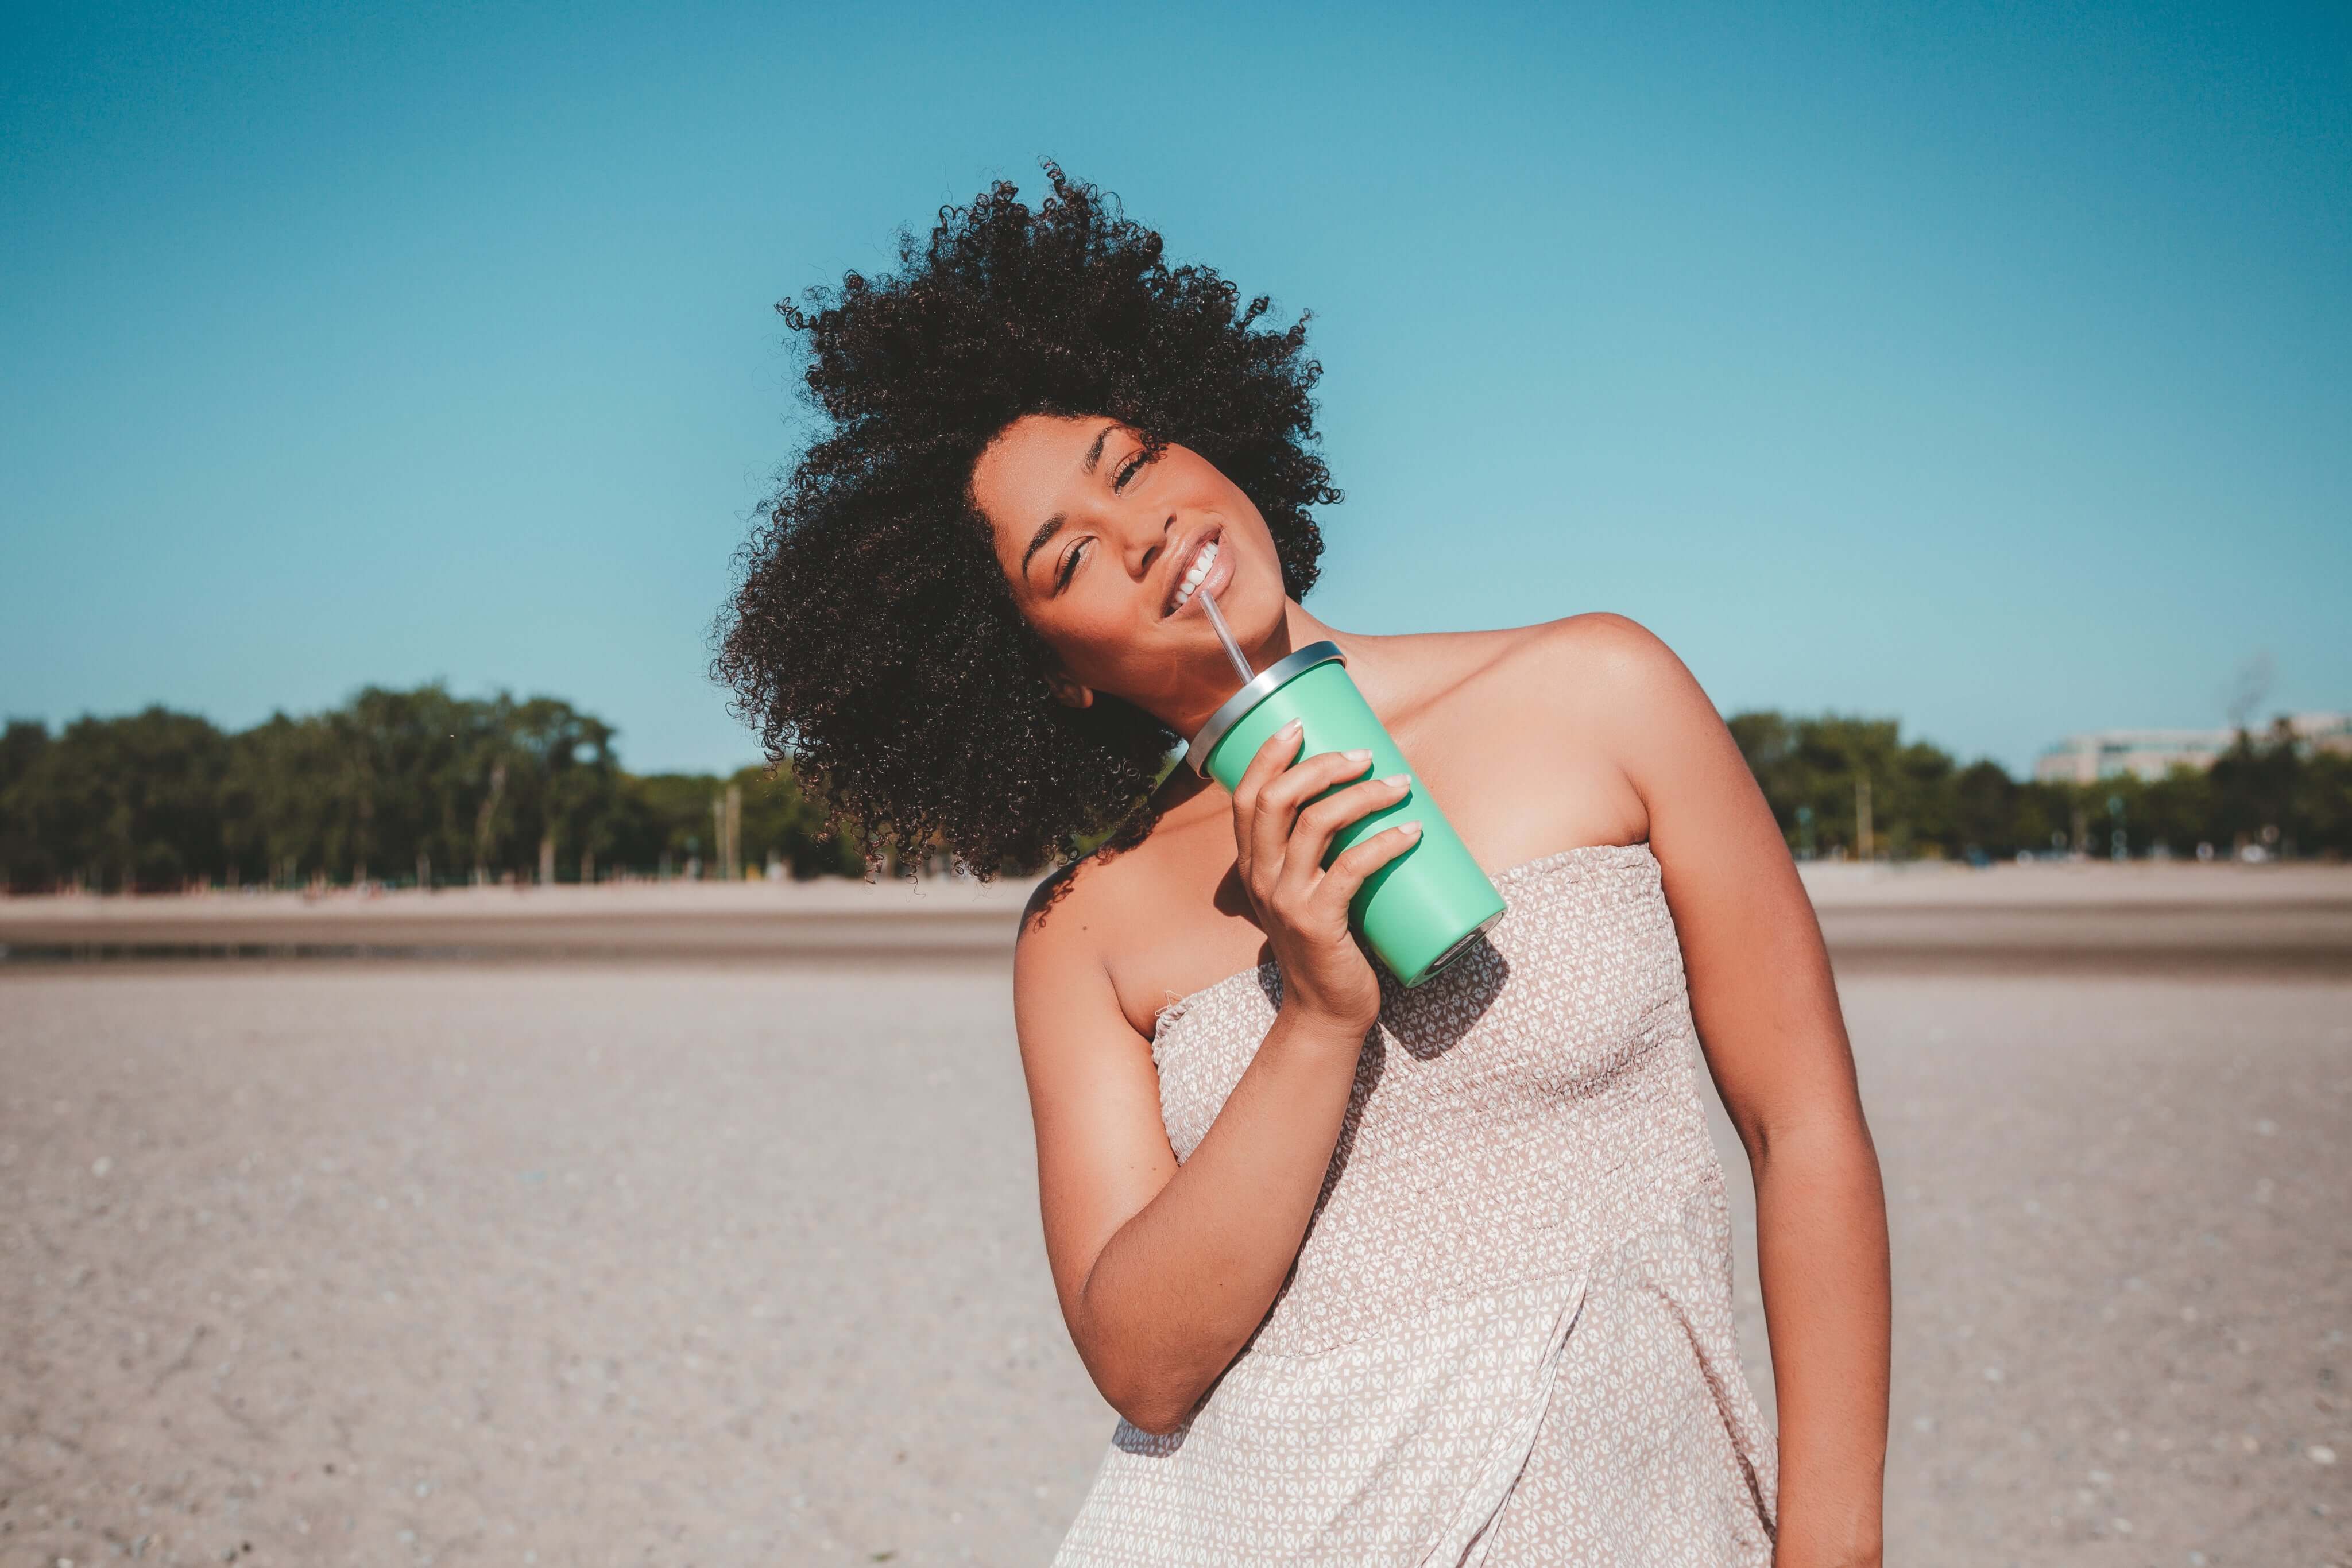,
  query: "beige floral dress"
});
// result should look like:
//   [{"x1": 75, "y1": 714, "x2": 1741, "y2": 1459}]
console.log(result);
[{"x1": 1053, "y1": 843, "x2": 1777, "y2": 1566}]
